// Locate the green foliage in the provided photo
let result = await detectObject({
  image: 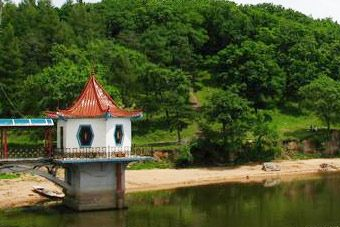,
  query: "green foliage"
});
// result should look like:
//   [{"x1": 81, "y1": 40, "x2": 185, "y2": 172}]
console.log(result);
[
  {"x1": 299, "y1": 75, "x2": 340, "y2": 131},
  {"x1": 85, "y1": 40, "x2": 150, "y2": 106},
  {"x1": 138, "y1": 65, "x2": 193, "y2": 142},
  {"x1": 20, "y1": 60, "x2": 91, "y2": 114},
  {"x1": 212, "y1": 41, "x2": 285, "y2": 109},
  {"x1": 0, "y1": 173, "x2": 20, "y2": 180},
  {"x1": 204, "y1": 90, "x2": 252, "y2": 143},
  {"x1": 0, "y1": 24, "x2": 22, "y2": 83},
  {"x1": 128, "y1": 160, "x2": 173, "y2": 170},
  {"x1": 202, "y1": 89, "x2": 253, "y2": 161},
  {"x1": 2, "y1": 0, "x2": 340, "y2": 164},
  {"x1": 133, "y1": 118, "x2": 199, "y2": 145},
  {"x1": 238, "y1": 113, "x2": 281, "y2": 162},
  {"x1": 266, "y1": 109, "x2": 321, "y2": 139},
  {"x1": 175, "y1": 145, "x2": 193, "y2": 167}
]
